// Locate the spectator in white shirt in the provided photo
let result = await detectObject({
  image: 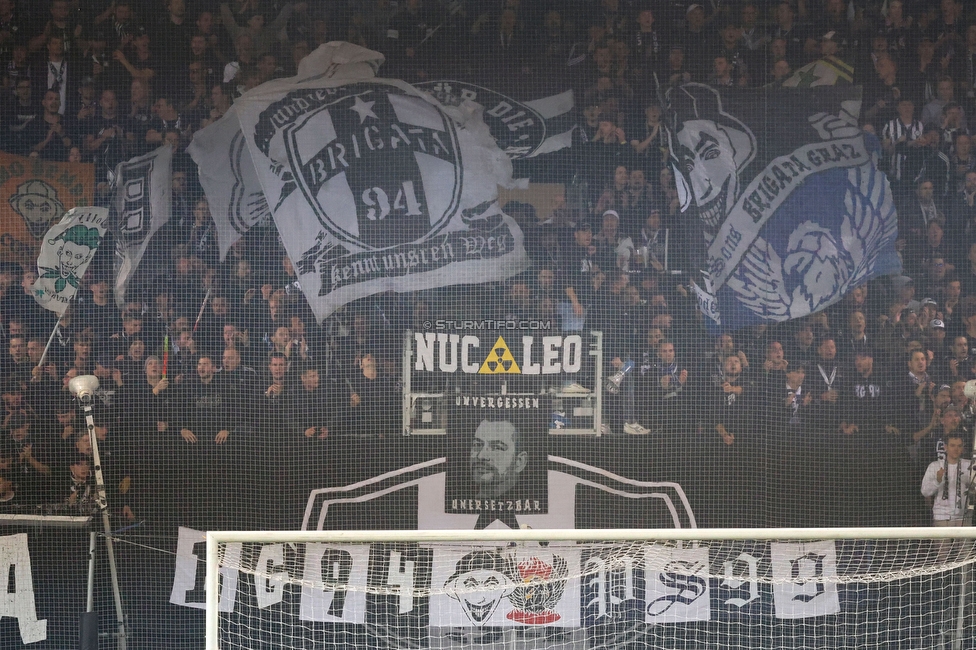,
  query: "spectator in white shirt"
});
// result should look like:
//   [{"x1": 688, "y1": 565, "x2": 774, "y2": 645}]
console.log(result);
[{"x1": 921, "y1": 432, "x2": 972, "y2": 525}]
